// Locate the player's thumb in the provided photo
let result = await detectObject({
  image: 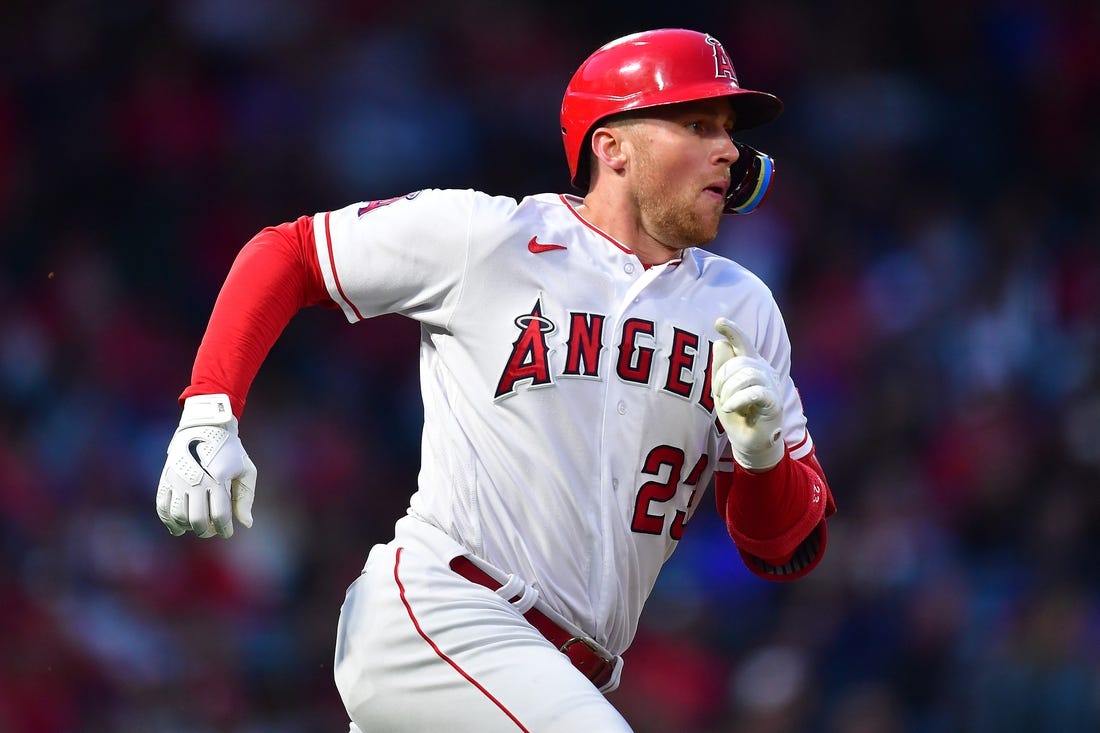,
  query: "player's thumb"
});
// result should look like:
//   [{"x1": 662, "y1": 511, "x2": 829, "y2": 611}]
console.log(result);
[
  {"x1": 233, "y1": 483, "x2": 255, "y2": 528},
  {"x1": 715, "y1": 318, "x2": 755, "y2": 358},
  {"x1": 711, "y1": 337, "x2": 734, "y2": 373},
  {"x1": 233, "y1": 456, "x2": 257, "y2": 528}
]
